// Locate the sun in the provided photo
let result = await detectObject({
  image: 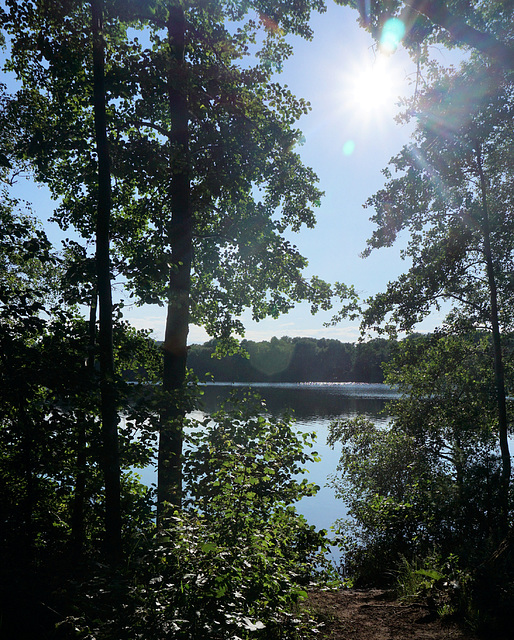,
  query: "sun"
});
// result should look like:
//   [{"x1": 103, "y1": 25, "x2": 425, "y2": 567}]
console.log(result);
[{"x1": 343, "y1": 55, "x2": 406, "y2": 121}]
